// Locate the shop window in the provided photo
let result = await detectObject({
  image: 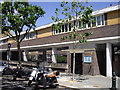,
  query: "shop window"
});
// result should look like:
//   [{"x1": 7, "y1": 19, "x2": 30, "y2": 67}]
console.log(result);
[{"x1": 57, "y1": 55, "x2": 67, "y2": 63}]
